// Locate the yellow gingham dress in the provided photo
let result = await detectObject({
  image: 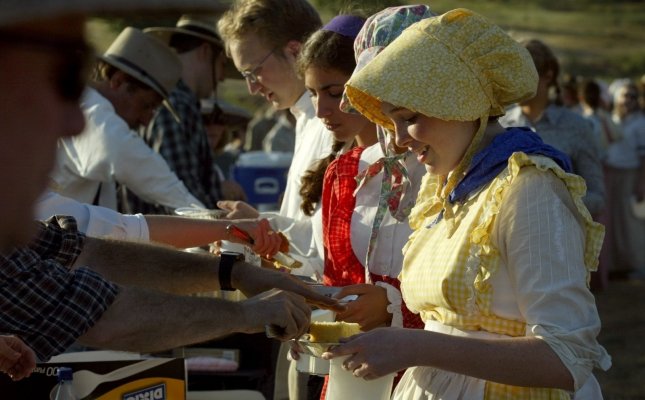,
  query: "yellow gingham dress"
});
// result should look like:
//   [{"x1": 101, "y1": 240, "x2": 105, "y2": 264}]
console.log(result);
[{"x1": 394, "y1": 153, "x2": 609, "y2": 400}]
